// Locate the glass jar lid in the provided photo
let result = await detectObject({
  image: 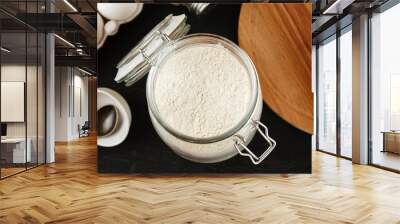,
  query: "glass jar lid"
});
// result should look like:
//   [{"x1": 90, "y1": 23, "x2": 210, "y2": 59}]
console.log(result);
[{"x1": 114, "y1": 14, "x2": 190, "y2": 86}]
